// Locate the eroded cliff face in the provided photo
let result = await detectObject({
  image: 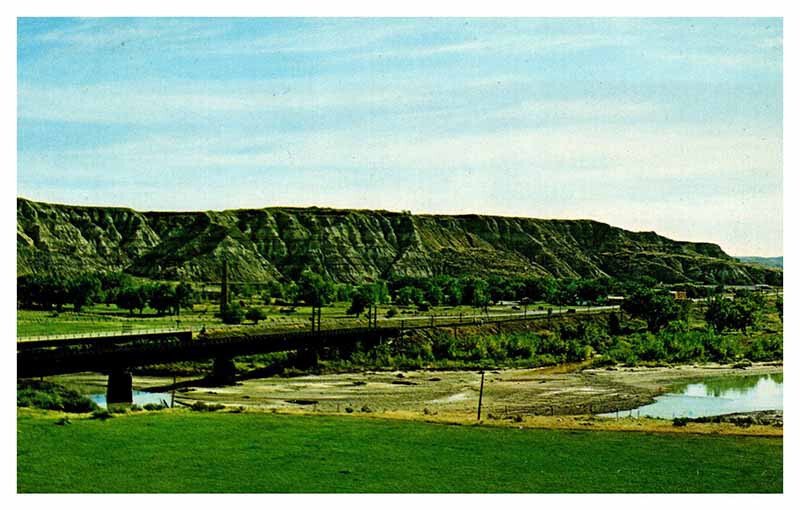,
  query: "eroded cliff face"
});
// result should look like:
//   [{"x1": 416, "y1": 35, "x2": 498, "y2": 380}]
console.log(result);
[{"x1": 16, "y1": 198, "x2": 781, "y2": 285}]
